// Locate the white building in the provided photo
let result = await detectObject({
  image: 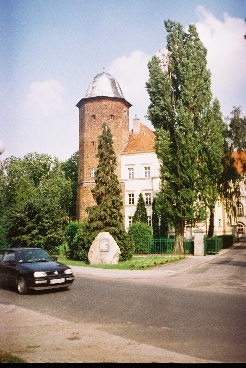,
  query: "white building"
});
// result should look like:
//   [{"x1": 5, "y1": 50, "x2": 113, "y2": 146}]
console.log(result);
[{"x1": 121, "y1": 115, "x2": 160, "y2": 230}]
